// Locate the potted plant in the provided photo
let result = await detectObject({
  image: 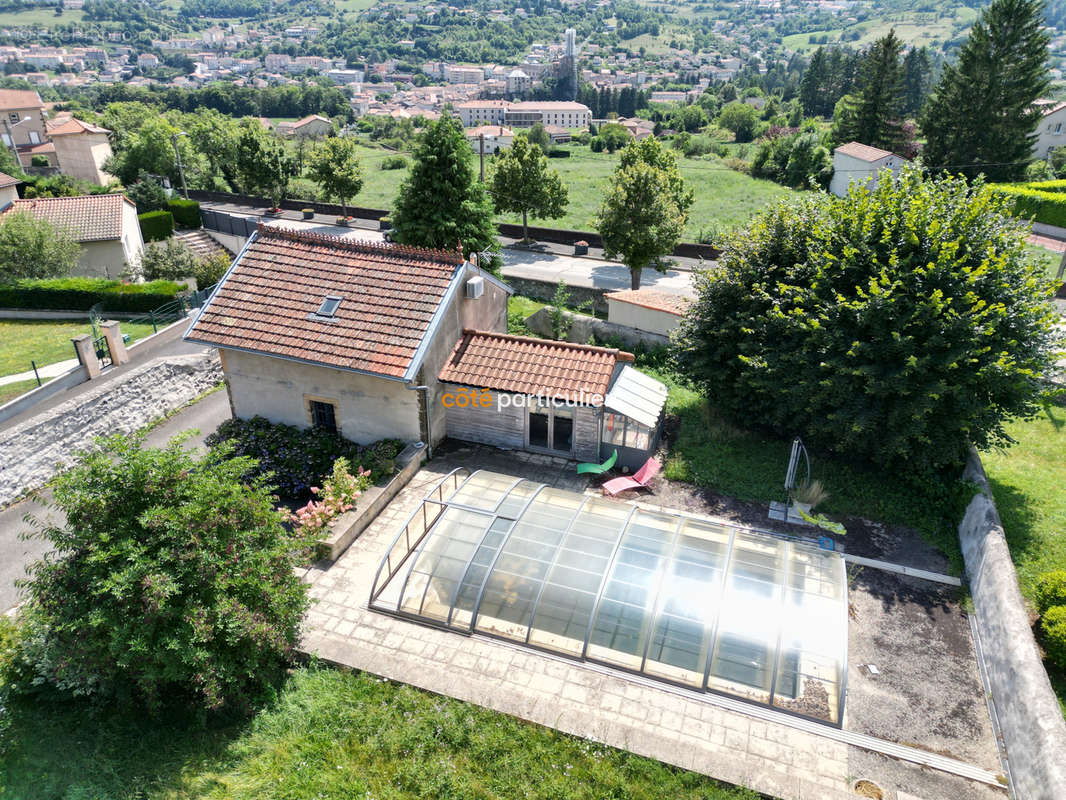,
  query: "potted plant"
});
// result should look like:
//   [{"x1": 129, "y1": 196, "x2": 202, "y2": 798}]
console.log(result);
[
  {"x1": 378, "y1": 215, "x2": 392, "y2": 231},
  {"x1": 791, "y1": 479, "x2": 828, "y2": 516},
  {"x1": 574, "y1": 240, "x2": 589, "y2": 256},
  {"x1": 336, "y1": 216, "x2": 351, "y2": 227},
  {"x1": 302, "y1": 208, "x2": 314, "y2": 220},
  {"x1": 264, "y1": 206, "x2": 282, "y2": 217}
]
